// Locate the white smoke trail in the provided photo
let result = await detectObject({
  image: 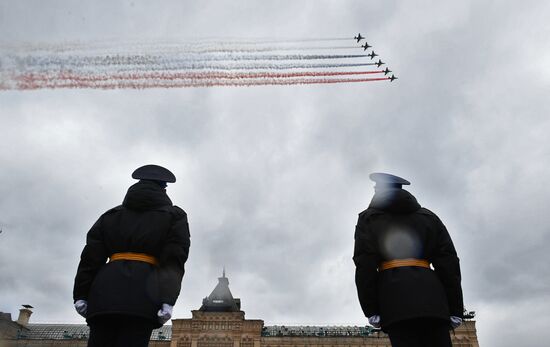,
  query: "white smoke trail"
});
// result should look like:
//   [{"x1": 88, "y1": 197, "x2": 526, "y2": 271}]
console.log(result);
[
  {"x1": 4, "y1": 53, "x2": 369, "y2": 71},
  {"x1": 1, "y1": 54, "x2": 378, "y2": 78},
  {"x1": 133, "y1": 45, "x2": 359, "y2": 54},
  {"x1": 28, "y1": 62, "x2": 378, "y2": 74},
  {"x1": 0, "y1": 38, "x2": 353, "y2": 55}
]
